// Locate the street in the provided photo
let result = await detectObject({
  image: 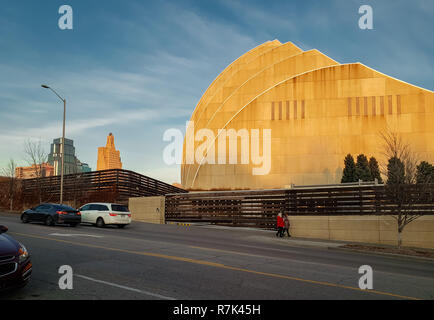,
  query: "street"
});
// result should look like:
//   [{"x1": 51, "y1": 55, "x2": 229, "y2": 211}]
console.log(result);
[{"x1": 1, "y1": 212, "x2": 433, "y2": 300}]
